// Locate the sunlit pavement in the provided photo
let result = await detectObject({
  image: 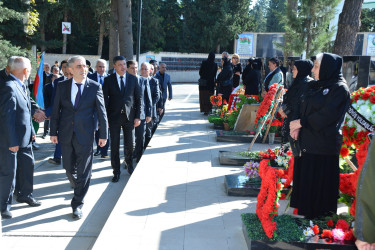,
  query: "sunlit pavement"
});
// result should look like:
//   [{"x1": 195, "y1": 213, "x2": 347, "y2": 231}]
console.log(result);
[{"x1": 2, "y1": 83, "x2": 272, "y2": 250}]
